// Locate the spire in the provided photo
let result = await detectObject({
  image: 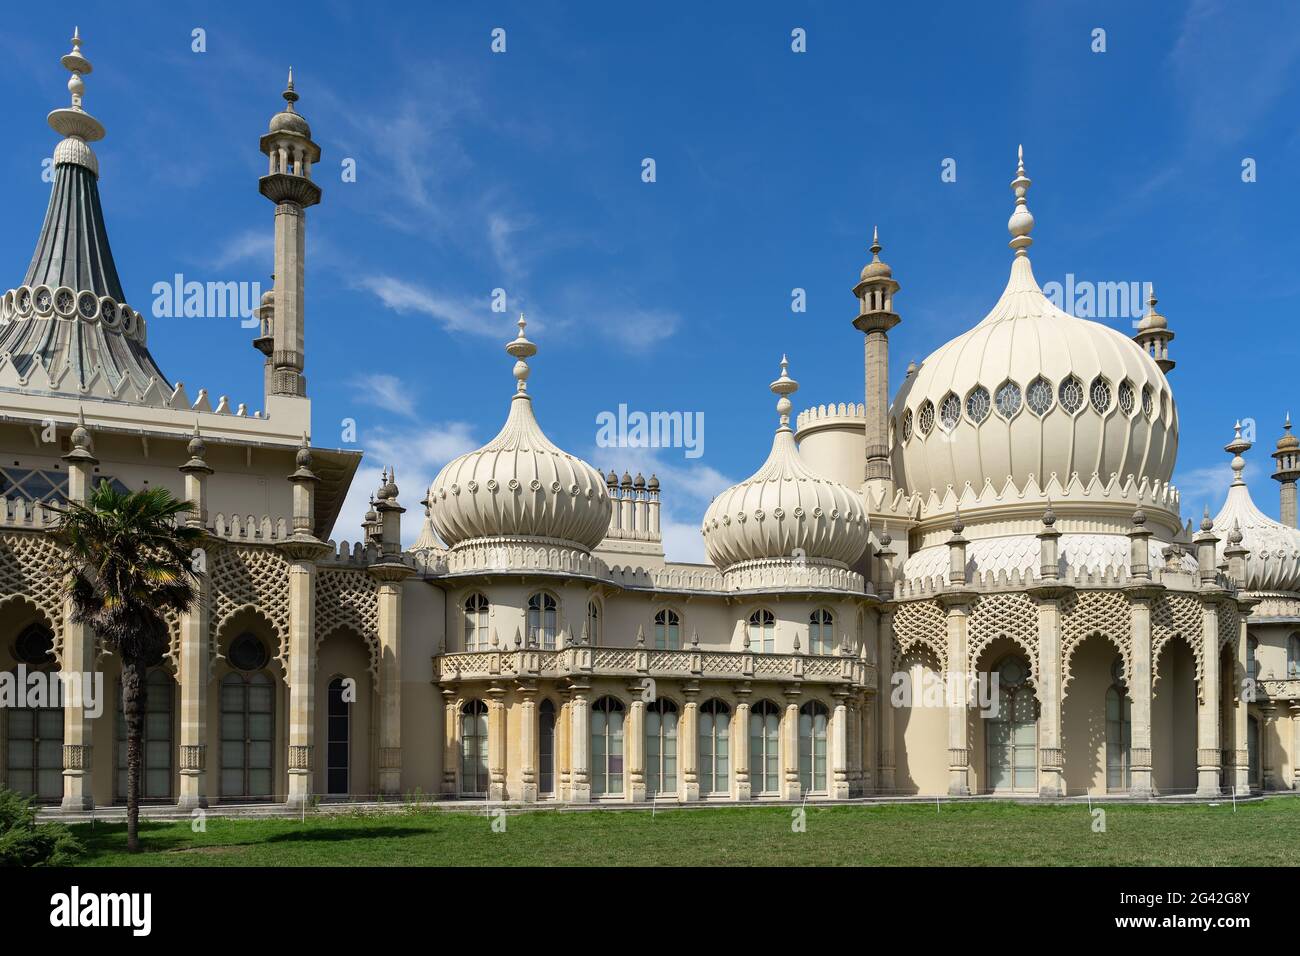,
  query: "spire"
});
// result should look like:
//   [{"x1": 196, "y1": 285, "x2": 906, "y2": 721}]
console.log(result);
[
  {"x1": 1225, "y1": 419, "x2": 1251, "y2": 487},
  {"x1": 48, "y1": 27, "x2": 104, "y2": 148},
  {"x1": 506, "y1": 314, "x2": 537, "y2": 394},
  {"x1": 1008, "y1": 145, "x2": 1034, "y2": 256},
  {"x1": 769, "y1": 354, "x2": 798, "y2": 431}
]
